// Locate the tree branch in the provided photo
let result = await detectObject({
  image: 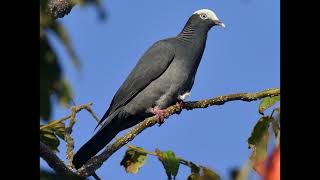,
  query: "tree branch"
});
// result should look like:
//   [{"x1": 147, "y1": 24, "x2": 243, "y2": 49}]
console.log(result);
[
  {"x1": 46, "y1": 0, "x2": 107, "y2": 20},
  {"x1": 77, "y1": 88, "x2": 280, "y2": 176},
  {"x1": 65, "y1": 106, "x2": 77, "y2": 168},
  {"x1": 65, "y1": 104, "x2": 101, "y2": 168},
  {"x1": 40, "y1": 102, "x2": 98, "y2": 178},
  {"x1": 40, "y1": 141, "x2": 77, "y2": 177},
  {"x1": 92, "y1": 172, "x2": 102, "y2": 180},
  {"x1": 40, "y1": 102, "x2": 93, "y2": 130},
  {"x1": 47, "y1": 0, "x2": 74, "y2": 19},
  {"x1": 84, "y1": 105, "x2": 101, "y2": 123}
]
